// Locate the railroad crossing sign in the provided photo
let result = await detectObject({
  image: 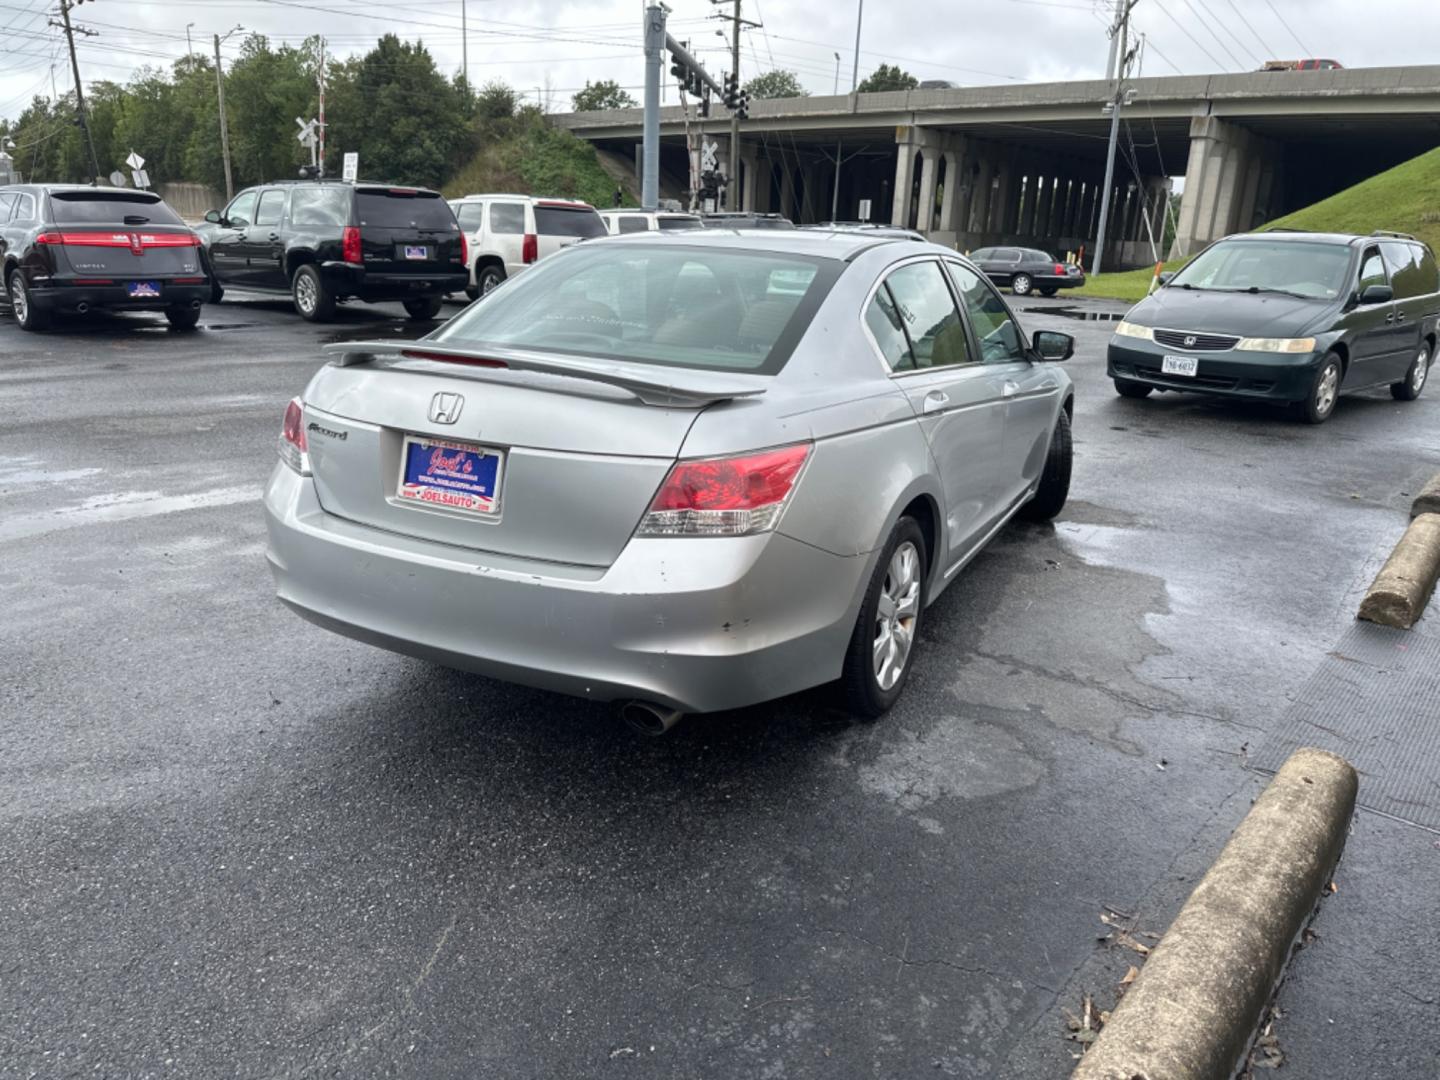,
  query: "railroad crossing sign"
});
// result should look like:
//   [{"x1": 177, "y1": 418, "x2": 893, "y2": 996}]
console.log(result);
[
  {"x1": 295, "y1": 117, "x2": 319, "y2": 147},
  {"x1": 700, "y1": 139, "x2": 718, "y2": 174}
]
